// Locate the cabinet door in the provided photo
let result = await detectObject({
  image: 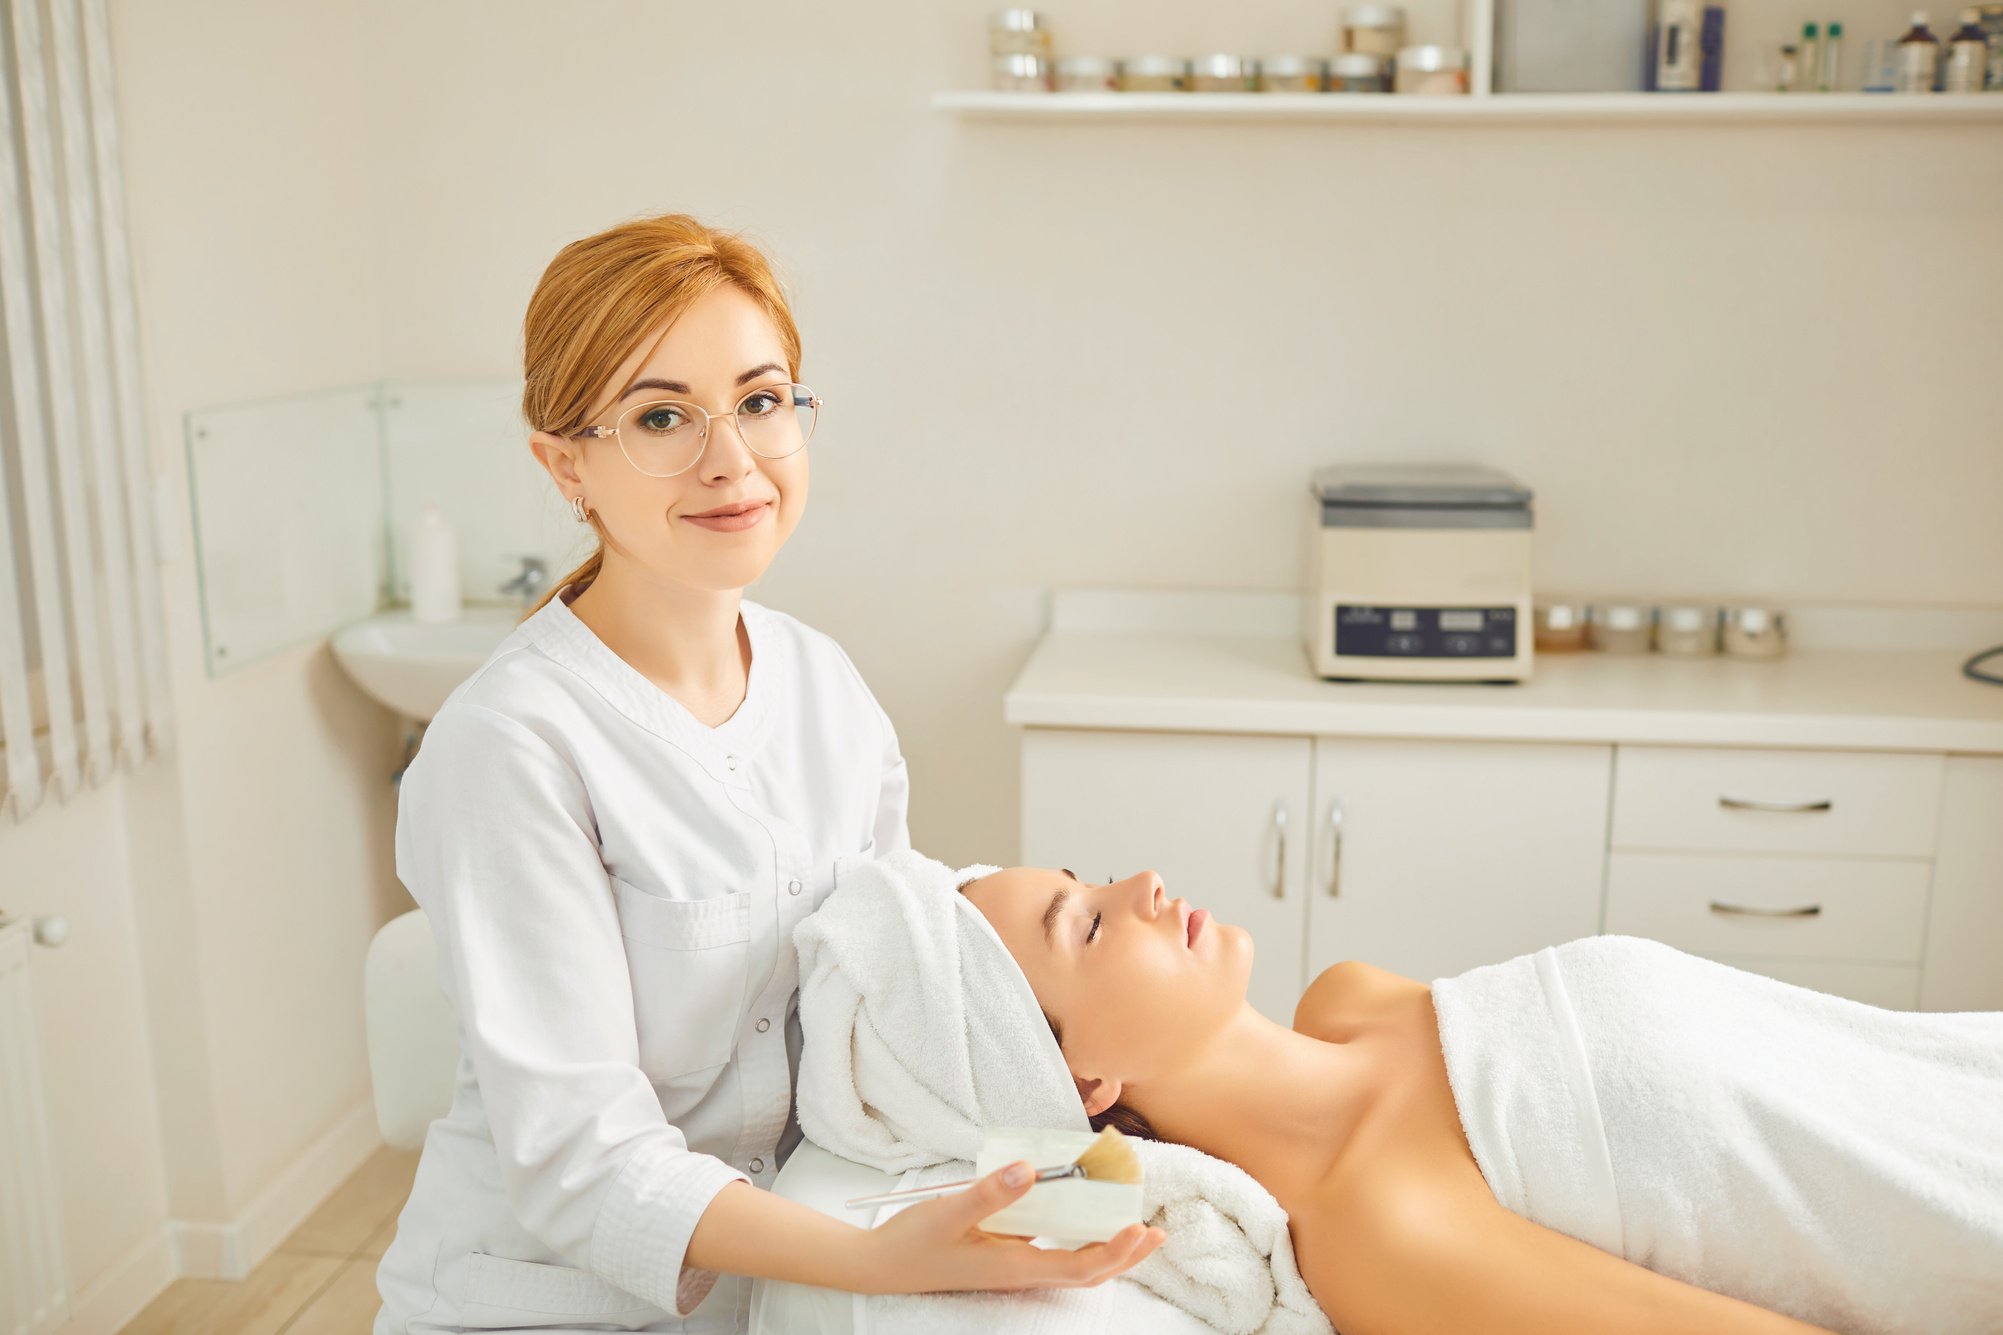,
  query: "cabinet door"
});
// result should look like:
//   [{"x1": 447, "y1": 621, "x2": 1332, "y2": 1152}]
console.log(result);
[
  {"x1": 1306, "y1": 739, "x2": 1612, "y2": 985},
  {"x1": 1021, "y1": 729, "x2": 1313, "y2": 1024}
]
